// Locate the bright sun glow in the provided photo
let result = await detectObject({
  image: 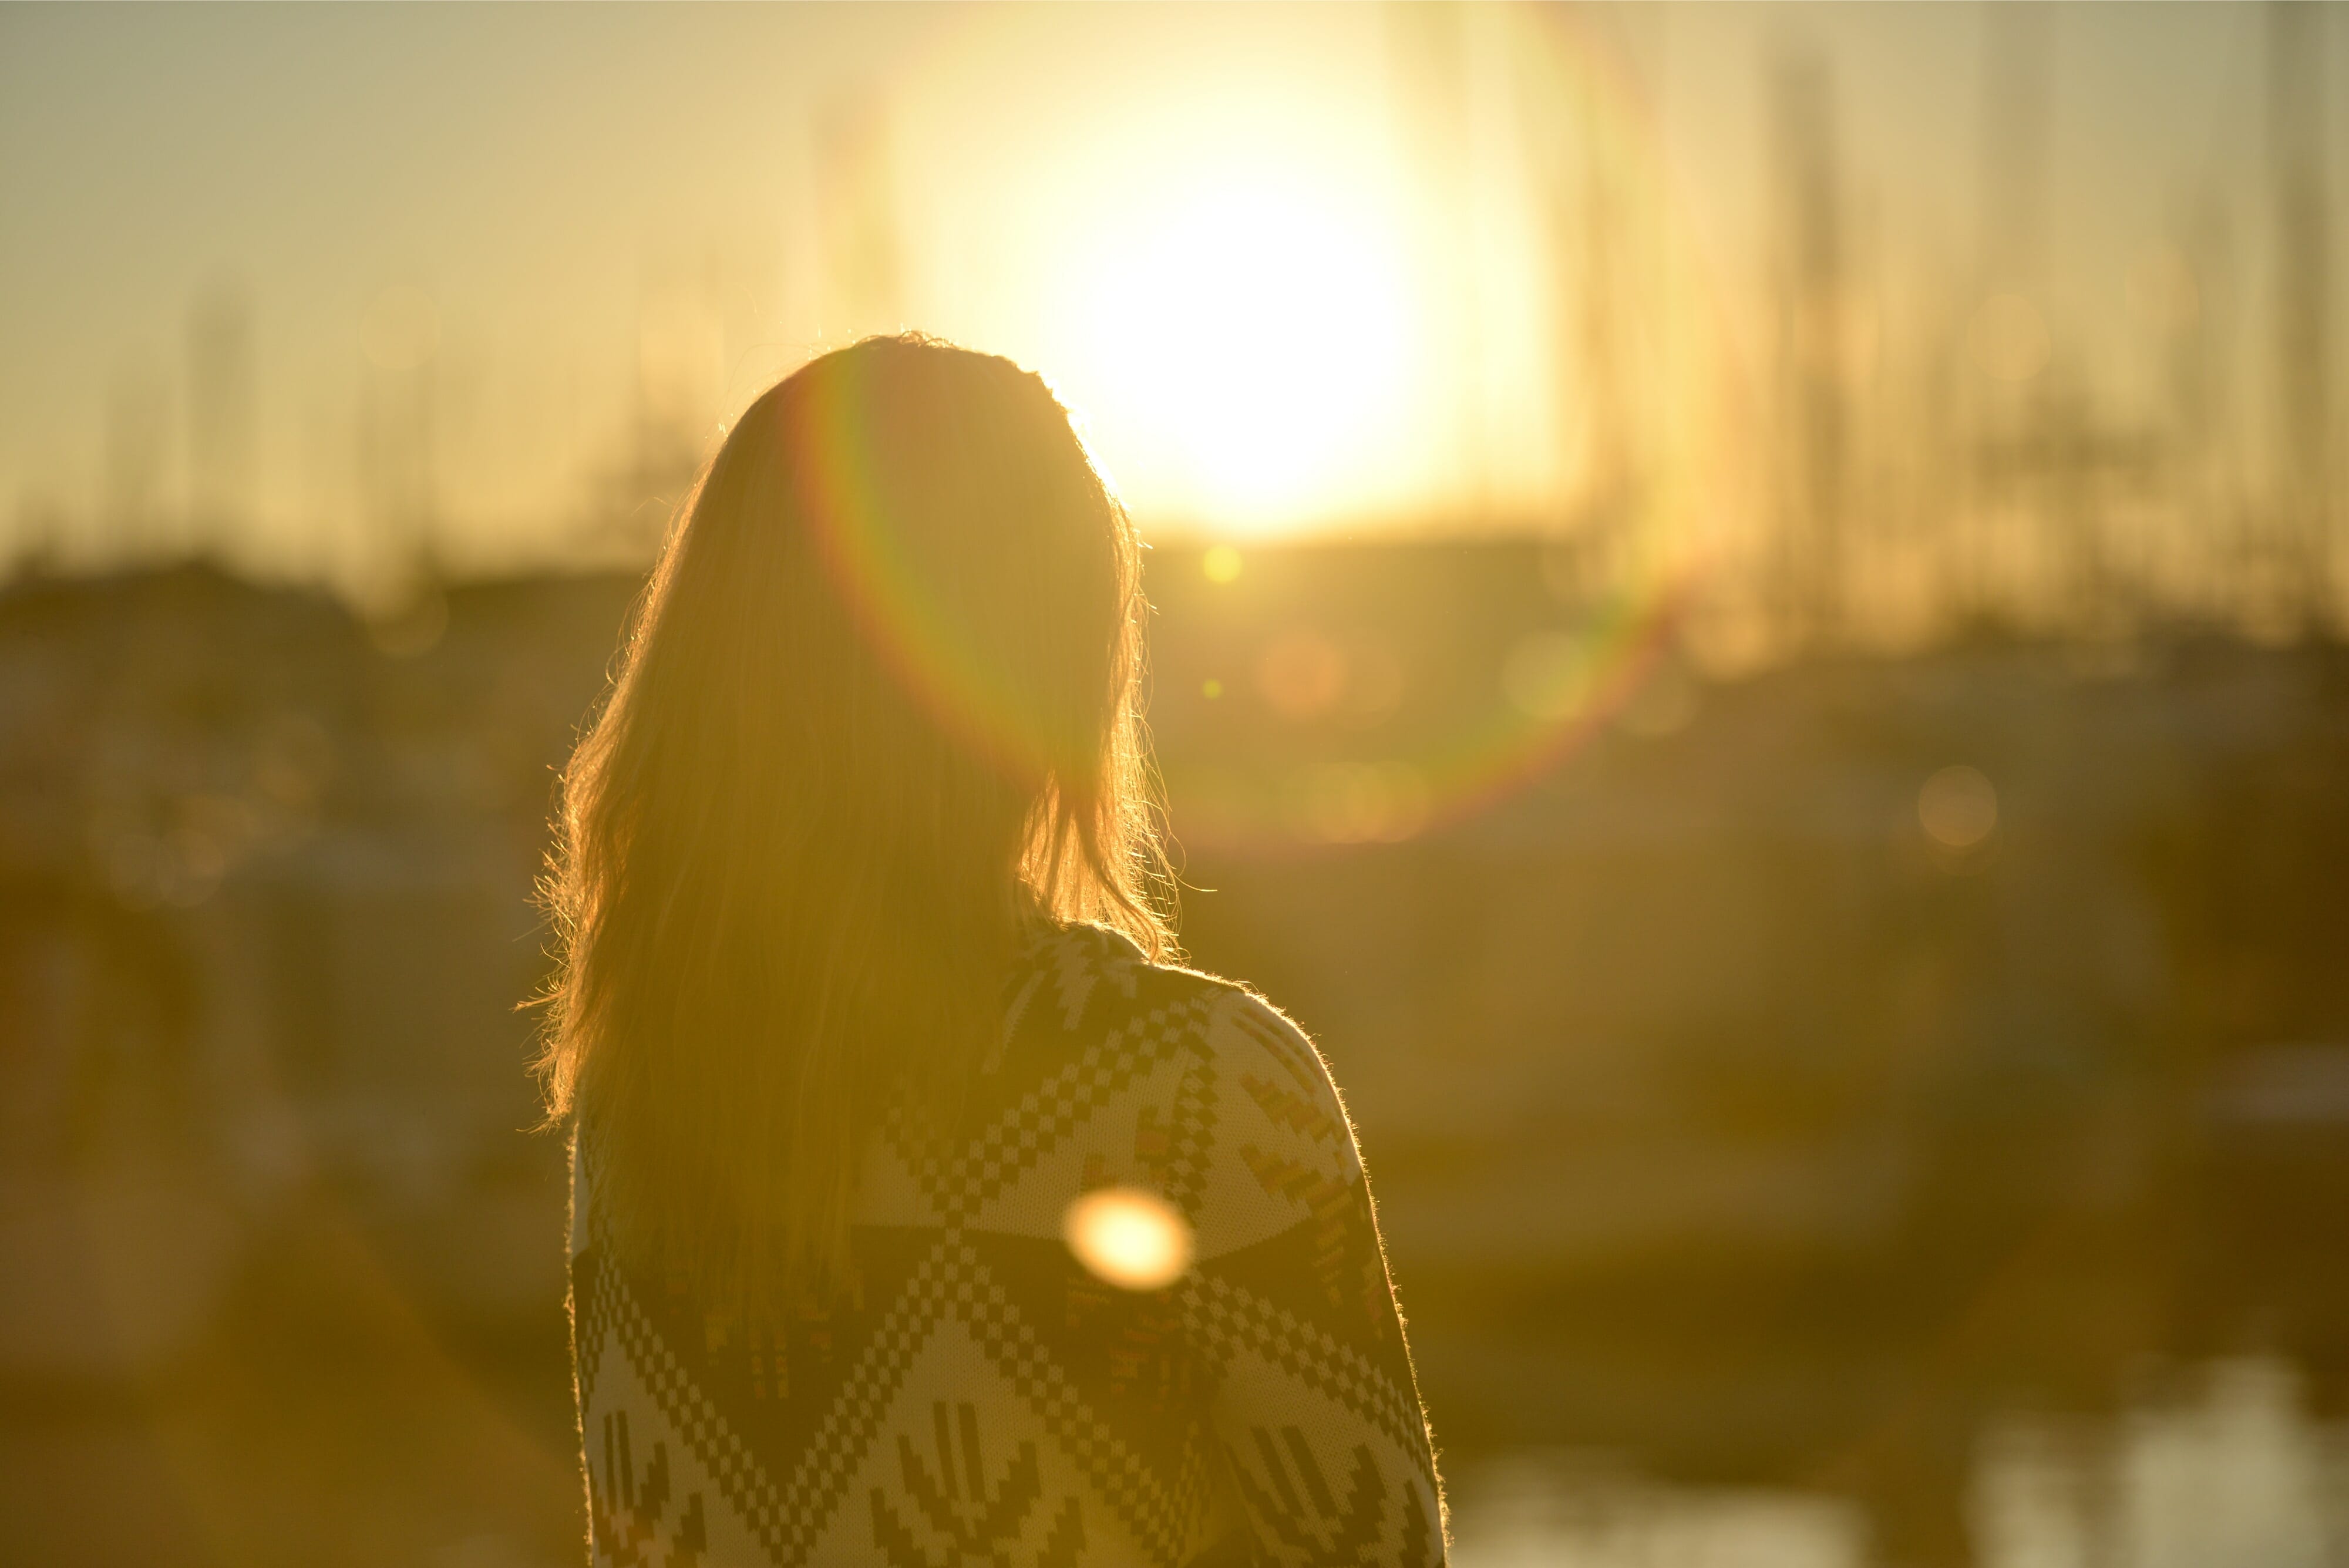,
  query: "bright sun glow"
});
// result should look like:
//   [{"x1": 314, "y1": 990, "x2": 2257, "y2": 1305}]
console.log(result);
[
  {"x1": 1063, "y1": 1186, "x2": 1194, "y2": 1291},
  {"x1": 1068, "y1": 175, "x2": 1423, "y2": 531}
]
